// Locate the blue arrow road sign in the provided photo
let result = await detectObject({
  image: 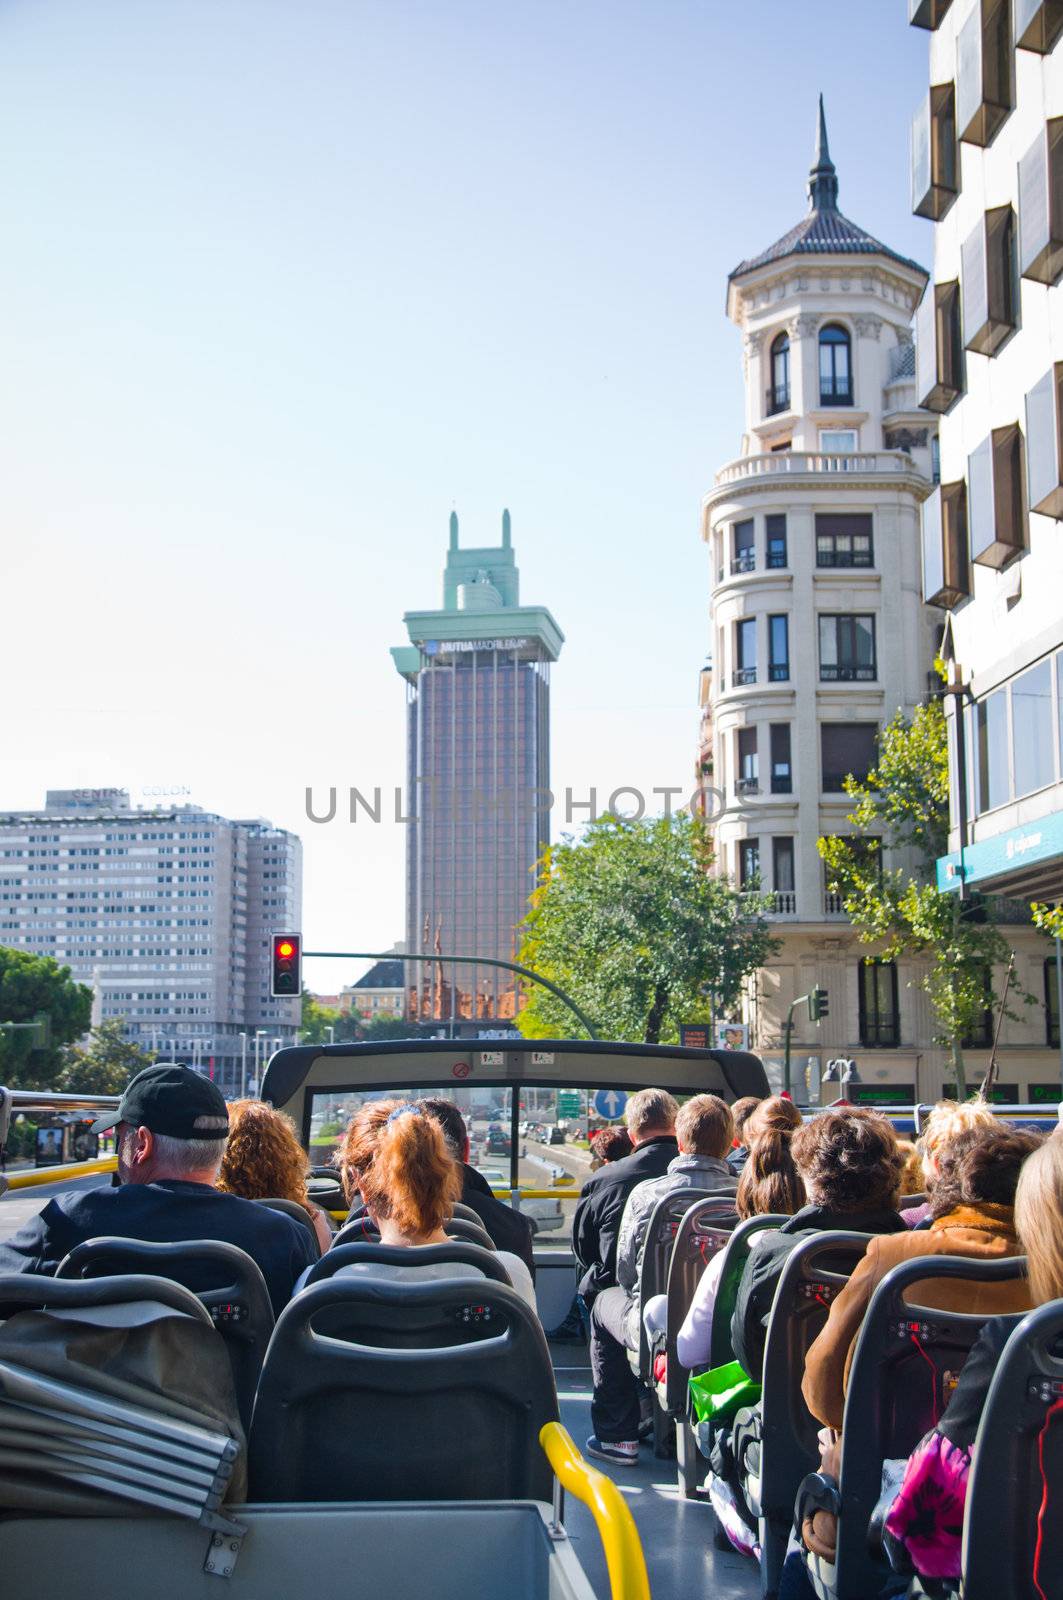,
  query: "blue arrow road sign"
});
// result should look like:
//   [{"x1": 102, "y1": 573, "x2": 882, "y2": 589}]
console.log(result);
[{"x1": 593, "y1": 1088, "x2": 628, "y2": 1121}]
